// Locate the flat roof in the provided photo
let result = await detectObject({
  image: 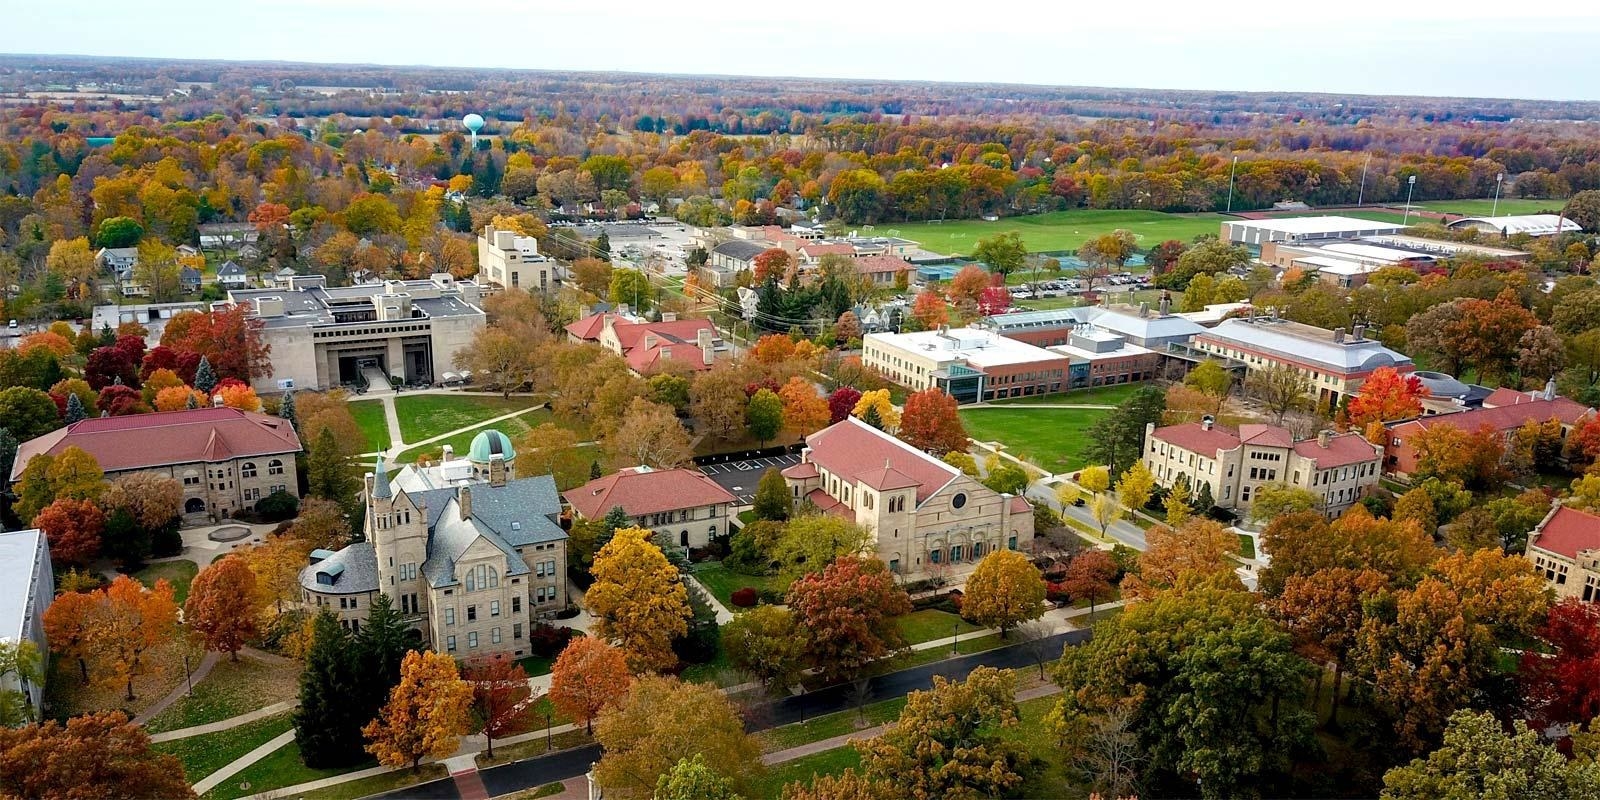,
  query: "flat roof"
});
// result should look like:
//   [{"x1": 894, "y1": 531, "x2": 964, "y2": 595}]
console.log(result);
[
  {"x1": 0, "y1": 529, "x2": 45, "y2": 643},
  {"x1": 1049, "y1": 340, "x2": 1153, "y2": 361},
  {"x1": 1362, "y1": 235, "x2": 1528, "y2": 258},
  {"x1": 1227, "y1": 216, "x2": 1406, "y2": 235},
  {"x1": 1318, "y1": 242, "x2": 1435, "y2": 263},
  {"x1": 1294, "y1": 255, "x2": 1375, "y2": 272},
  {"x1": 866, "y1": 328, "x2": 1065, "y2": 368},
  {"x1": 1200, "y1": 317, "x2": 1412, "y2": 373}
]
